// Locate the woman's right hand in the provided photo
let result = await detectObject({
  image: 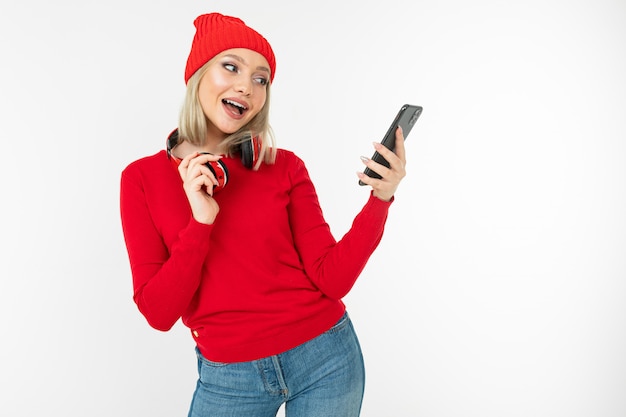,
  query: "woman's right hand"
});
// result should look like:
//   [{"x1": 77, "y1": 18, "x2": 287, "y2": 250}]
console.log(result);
[{"x1": 177, "y1": 152, "x2": 221, "y2": 224}]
